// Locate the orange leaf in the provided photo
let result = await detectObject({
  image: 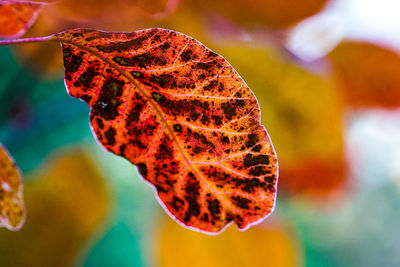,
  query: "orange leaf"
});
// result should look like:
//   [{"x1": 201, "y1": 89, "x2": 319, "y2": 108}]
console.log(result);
[
  {"x1": 0, "y1": 1, "x2": 43, "y2": 38},
  {"x1": 54, "y1": 28, "x2": 278, "y2": 234},
  {"x1": 0, "y1": 143, "x2": 25, "y2": 231},
  {"x1": 329, "y1": 41, "x2": 400, "y2": 109}
]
